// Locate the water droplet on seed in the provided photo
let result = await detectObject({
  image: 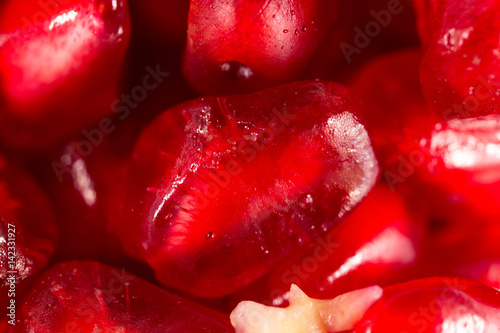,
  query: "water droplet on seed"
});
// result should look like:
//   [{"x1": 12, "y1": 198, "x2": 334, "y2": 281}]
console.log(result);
[
  {"x1": 299, "y1": 194, "x2": 314, "y2": 210},
  {"x1": 220, "y1": 61, "x2": 254, "y2": 80}
]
